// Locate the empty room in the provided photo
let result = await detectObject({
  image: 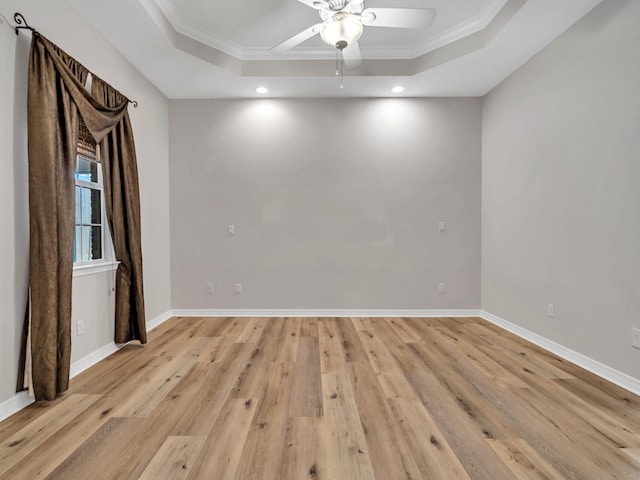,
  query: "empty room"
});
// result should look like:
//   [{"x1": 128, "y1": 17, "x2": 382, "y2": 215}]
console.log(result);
[{"x1": 1, "y1": 0, "x2": 639, "y2": 478}]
